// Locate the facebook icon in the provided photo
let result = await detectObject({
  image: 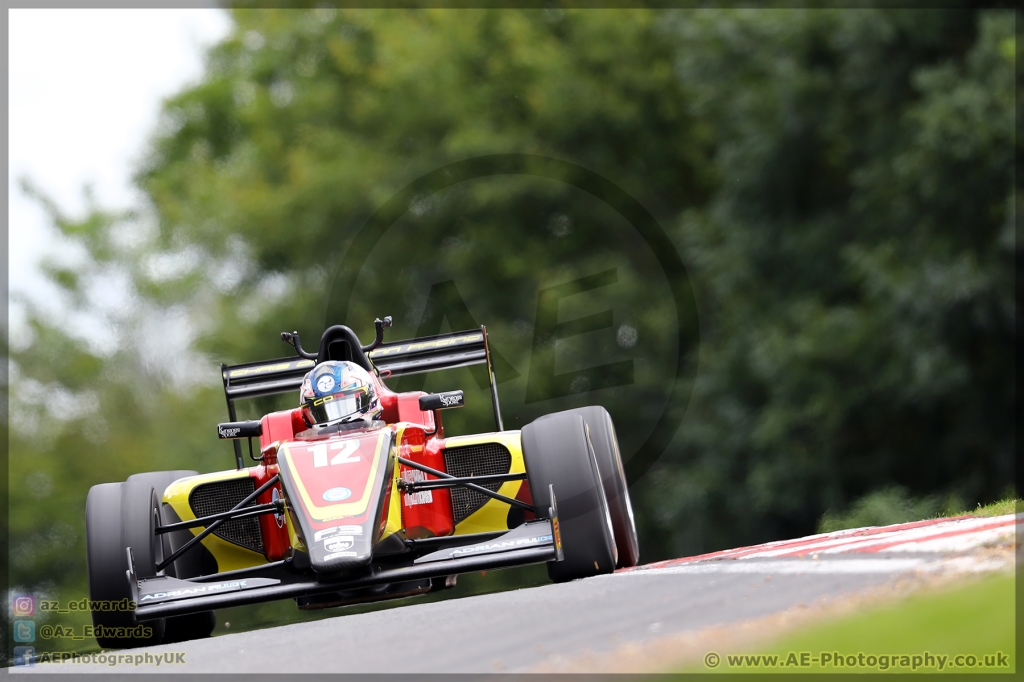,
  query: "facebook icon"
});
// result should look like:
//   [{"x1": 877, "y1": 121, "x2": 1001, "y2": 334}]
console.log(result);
[{"x1": 13, "y1": 646, "x2": 36, "y2": 667}]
